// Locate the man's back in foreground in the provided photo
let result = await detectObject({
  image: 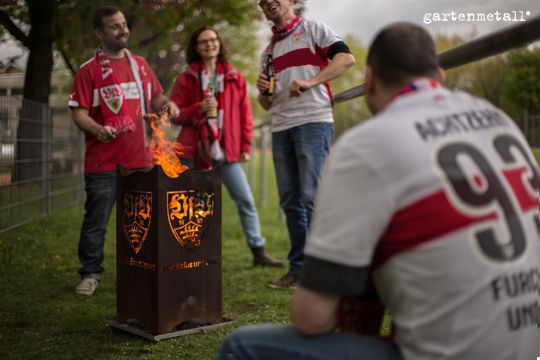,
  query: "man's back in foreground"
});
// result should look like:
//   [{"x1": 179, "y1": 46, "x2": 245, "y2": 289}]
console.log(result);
[{"x1": 321, "y1": 81, "x2": 540, "y2": 359}]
